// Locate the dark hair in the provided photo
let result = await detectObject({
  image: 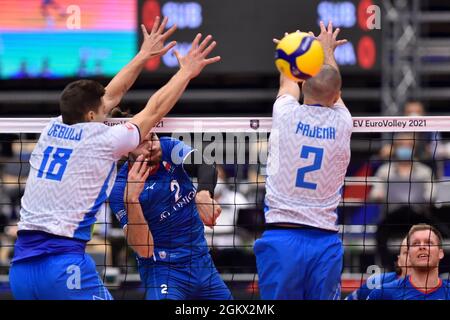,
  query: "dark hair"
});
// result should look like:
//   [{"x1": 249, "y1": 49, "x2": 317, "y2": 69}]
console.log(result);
[
  {"x1": 59, "y1": 80, "x2": 105, "y2": 125},
  {"x1": 407, "y1": 224, "x2": 443, "y2": 249},
  {"x1": 110, "y1": 107, "x2": 132, "y2": 118}
]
